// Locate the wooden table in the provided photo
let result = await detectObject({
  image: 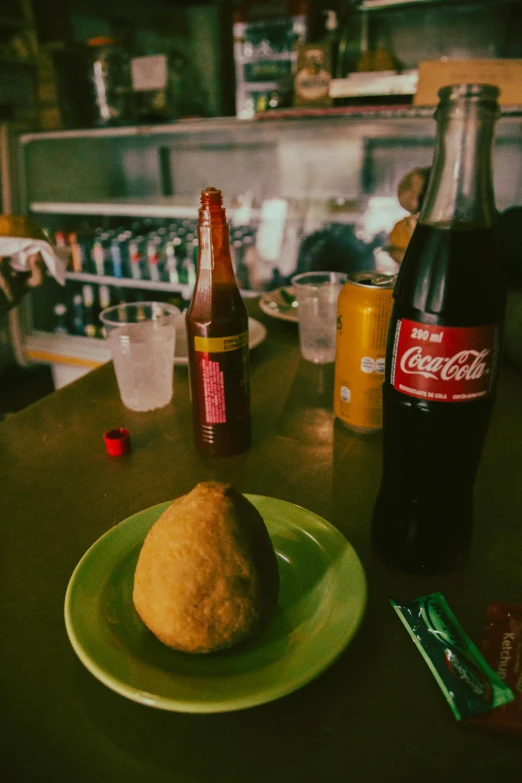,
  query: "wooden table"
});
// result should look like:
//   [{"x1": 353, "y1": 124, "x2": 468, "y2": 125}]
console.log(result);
[{"x1": 1, "y1": 302, "x2": 521, "y2": 782}]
